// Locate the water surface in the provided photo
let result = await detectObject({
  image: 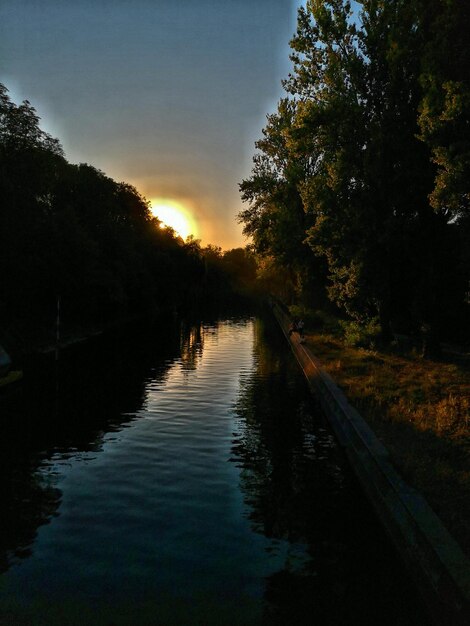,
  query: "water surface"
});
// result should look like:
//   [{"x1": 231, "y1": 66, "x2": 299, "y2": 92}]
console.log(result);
[{"x1": 0, "y1": 316, "x2": 429, "y2": 625}]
